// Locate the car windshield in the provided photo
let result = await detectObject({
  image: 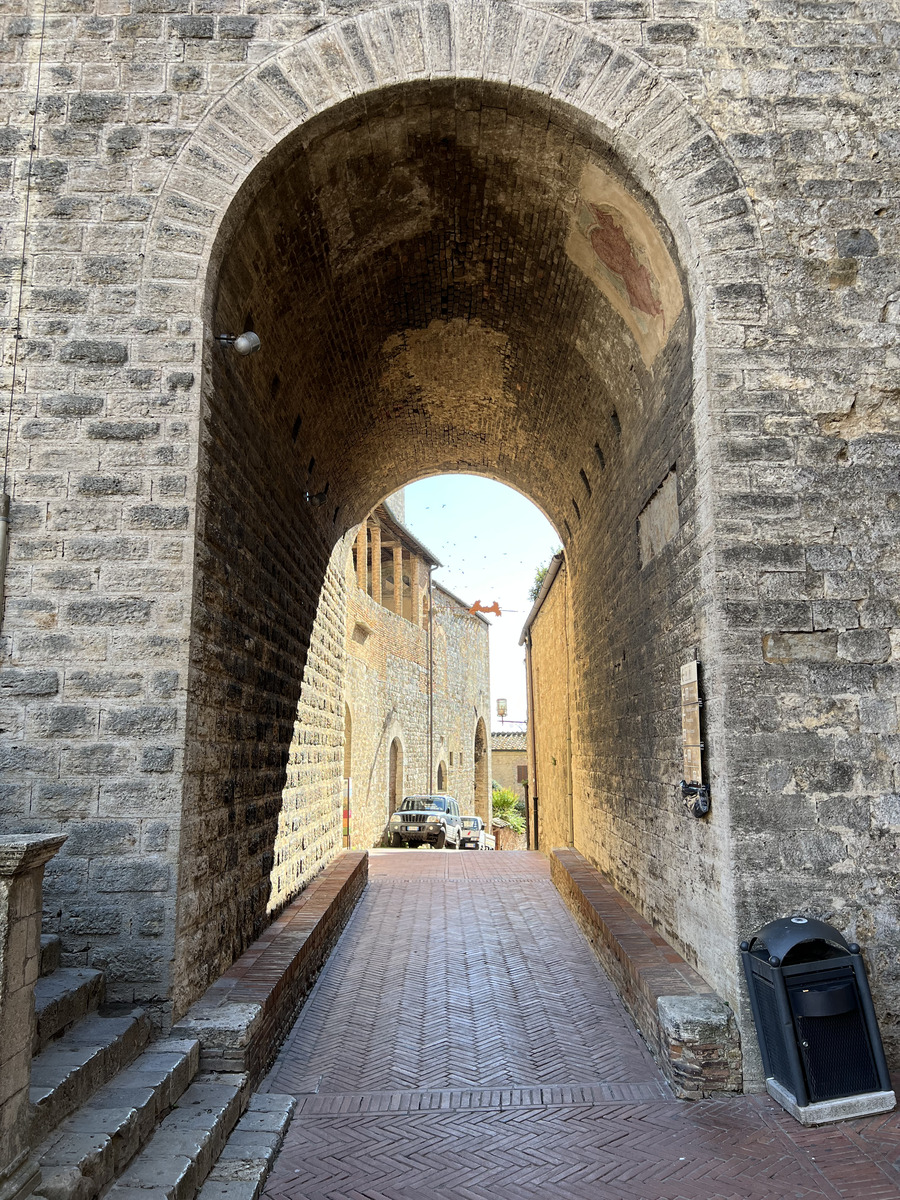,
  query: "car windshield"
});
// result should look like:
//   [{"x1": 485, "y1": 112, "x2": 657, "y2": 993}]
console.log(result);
[
  {"x1": 461, "y1": 818, "x2": 480, "y2": 829},
  {"x1": 400, "y1": 796, "x2": 446, "y2": 813}
]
